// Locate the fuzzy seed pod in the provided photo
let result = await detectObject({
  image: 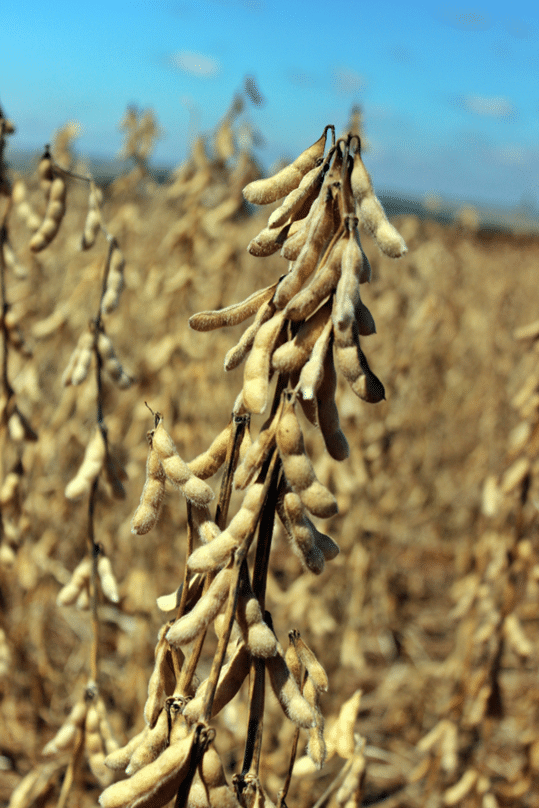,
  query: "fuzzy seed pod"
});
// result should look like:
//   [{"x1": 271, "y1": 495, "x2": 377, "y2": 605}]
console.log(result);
[
  {"x1": 224, "y1": 299, "x2": 276, "y2": 372},
  {"x1": 242, "y1": 310, "x2": 286, "y2": 414},
  {"x1": 274, "y1": 189, "x2": 335, "y2": 310},
  {"x1": 99, "y1": 732, "x2": 195, "y2": 808},
  {"x1": 191, "y1": 505, "x2": 221, "y2": 544},
  {"x1": 188, "y1": 481, "x2": 266, "y2": 573},
  {"x1": 101, "y1": 243, "x2": 125, "y2": 314},
  {"x1": 85, "y1": 704, "x2": 114, "y2": 786},
  {"x1": 307, "y1": 725, "x2": 327, "y2": 771},
  {"x1": 247, "y1": 222, "x2": 292, "y2": 257},
  {"x1": 81, "y1": 189, "x2": 101, "y2": 250},
  {"x1": 62, "y1": 330, "x2": 95, "y2": 387},
  {"x1": 298, "y1": 317, "x2": 333, "y2": 401},
  {"x1": 144, "y1": 626, "x2": 176, "y2": 728},
  {"x1": 276, "y1": 400, "x2": 338, "y2": 519},
  {"x1": 65, "y1": 427, "x2": 106, "y2": 500},
  {"x1": 243, "y1": 129, "x2": 329, "y2": 205},
  {"x1": 333, "y1": 324, "x2": 385, "y2": 403},
  {"x1": 189, "y1": 283, "x2": 277, "y2": 331},
  {"x1": 236, "y1": 578, "x2": 278, "y2": 657},
  {"x1": 43, "y1": 699, "x2": 88, "y2": 755},
  {"x1": 292, "y1": 634, "x2": 328, "y2": 692},
  {"x1": 234, "y1": 404, "x2": 281, "y2": 491},
  {"x1": 188, "y1": 422, "x2": 232, "y2": 480},
  {"x1": 97, "y1": 555, "x2": 120, "y2": 603},
  {"x1": 38, "y1": 150, "x2": 54, "y2": 197},
  {"x1": 284, "y1": 639, "x2": 302, "y2": 685},
  {"x1": 267, "y1": 164, "x2": 322, "y2": 230},
  {"x1": 187, "y1": 532, "x2": 239, "y2": 574},
  {"x1": 132, "y1": 446, "x2": 166, "y2": 535},
  {"x1": 350, "y1": 151, "x2": 406, "y2": 258},
  {"x1": 30, "y1": 176, "x2": 67, "y2": 252},
  {"x1": 284, "y1": 236, "x2": 345, "y2": 323},
  {"x1": 315, "y1": 339, "x2": 349, "y2": 461},
  {"x1": 310, "y1": 521, "x2": 339, "y2": 560},
  {"x1": 279, "y1": 491, "x2": 325, "y2": 574},
  {"x1": 188, "y1": 747, "x2": 240, "y2": 808},
  {"x1": 57, "y1": 557, "x2": 92, "y2": 606},
  {"x1": 266, "y1": 650, "x2": 316, "y2": 729},
  {"x1": 280, "y1": 216, "x2": 310, "y2": 260},
  {"x1": 152, "y1": 420, "x2": 214, "y2": 506},
  {"x1": 184, "y1": 641, "x2": 250, "y2": 724},
  {"x1": 126, "y1": 707, "x2": 169, "y2": 775},
  {"x1": 98, "y1": 331, "x2": 132, "y2": 389},
  {"x1": 272, "y1": 301, "x2": 331, "y2": 376},
  {"x1": 105, "y1": 727, "x2": 148, "y2": 771},
  {"x1": 167, "y1": 566, "x2": 233, "y2": 646}
]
